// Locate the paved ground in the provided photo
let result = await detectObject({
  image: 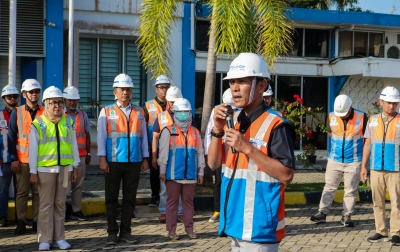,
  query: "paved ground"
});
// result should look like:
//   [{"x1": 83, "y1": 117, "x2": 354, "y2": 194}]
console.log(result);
[{"x1": 1, "y1": 203, "x2": 398, "y2": 252}]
